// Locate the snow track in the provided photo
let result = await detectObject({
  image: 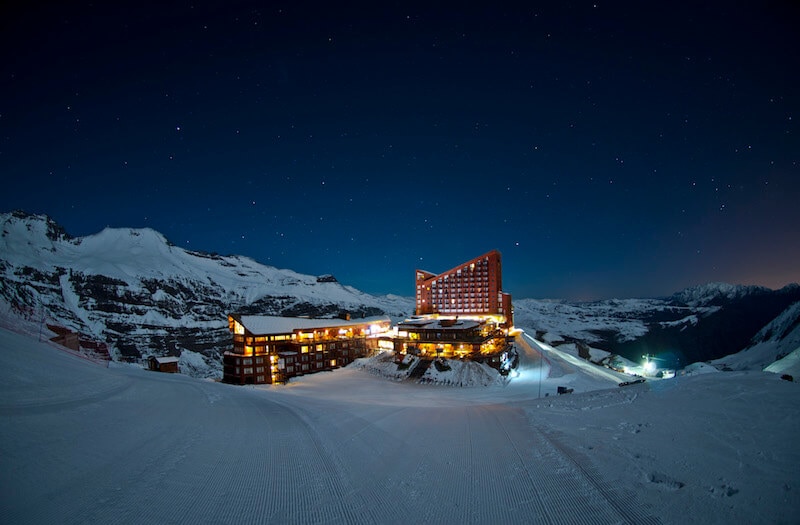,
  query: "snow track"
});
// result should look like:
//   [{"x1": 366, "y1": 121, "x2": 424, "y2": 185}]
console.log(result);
[
  {"x1": 1, "y1": 330, "x2": 664, "y2": 524},
  {"x1": 536, "y1": 429, "x2": 661, "y2": 524}
]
